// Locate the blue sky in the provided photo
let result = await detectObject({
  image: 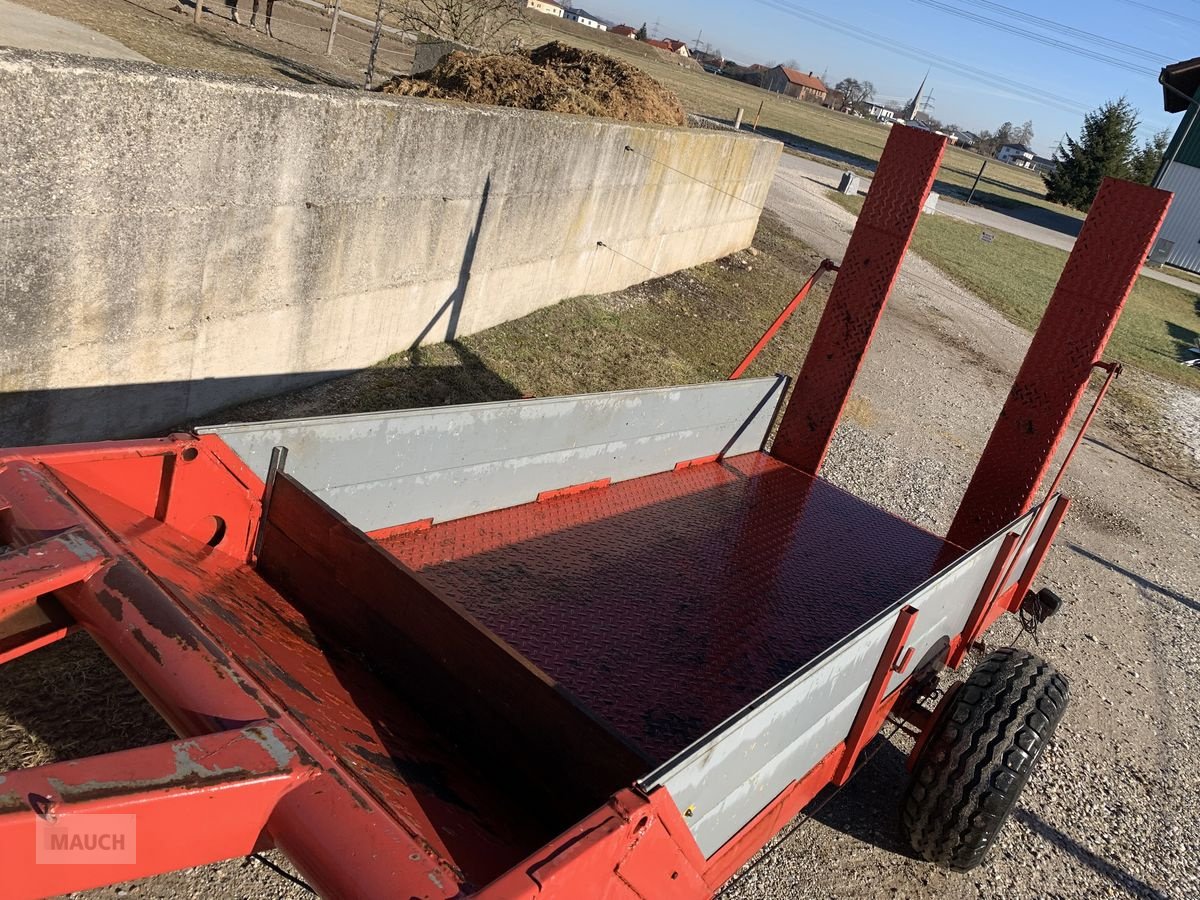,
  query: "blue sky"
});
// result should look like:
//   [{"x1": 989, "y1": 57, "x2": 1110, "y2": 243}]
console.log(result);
[{"x1": 585, "y1": 0, "x2": 1193, "y2": 155}]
